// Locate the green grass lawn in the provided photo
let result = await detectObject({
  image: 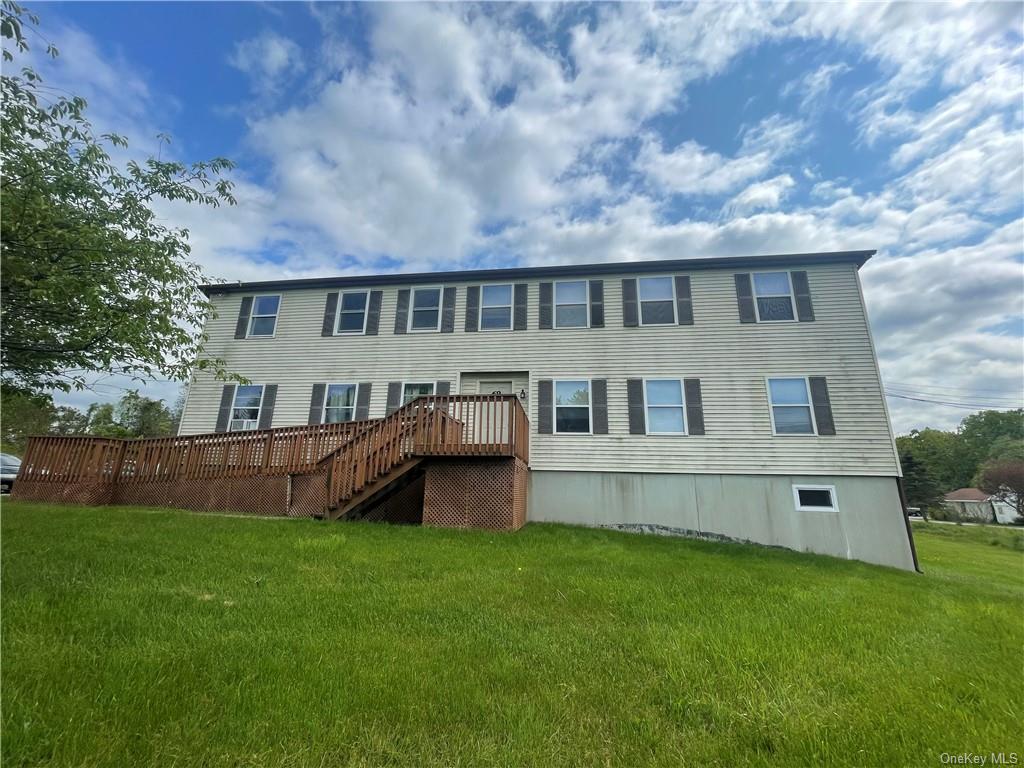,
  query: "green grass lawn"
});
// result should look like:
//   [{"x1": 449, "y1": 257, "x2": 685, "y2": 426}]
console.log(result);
[{"x1": 2, "y1": 502, "x2": 1022, "y2": 767}]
